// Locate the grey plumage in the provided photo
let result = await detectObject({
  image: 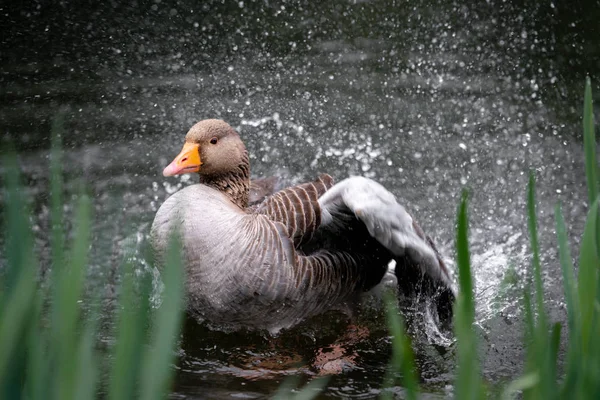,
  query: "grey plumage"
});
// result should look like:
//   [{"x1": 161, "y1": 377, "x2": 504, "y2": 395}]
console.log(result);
[
  {"x1": 151, "y1": 119, "x2": 455, "y2": 333},
  {"x1": 318, "y1": 177, "x2": 455, "y2": 291}
]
